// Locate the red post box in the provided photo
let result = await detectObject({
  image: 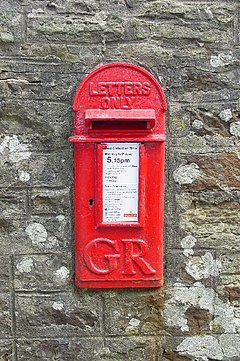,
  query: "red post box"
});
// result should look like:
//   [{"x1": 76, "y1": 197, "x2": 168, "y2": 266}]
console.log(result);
[{"x1": 69, "y1": 62, "x2": 167, "y2": 288}]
